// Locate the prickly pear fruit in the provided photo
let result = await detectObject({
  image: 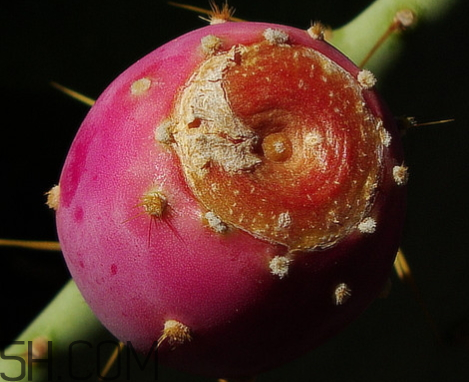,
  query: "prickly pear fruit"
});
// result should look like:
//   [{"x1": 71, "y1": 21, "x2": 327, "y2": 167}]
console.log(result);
[{"x1": 54, "y1": 21, "x2": 407, "y2": 378}]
